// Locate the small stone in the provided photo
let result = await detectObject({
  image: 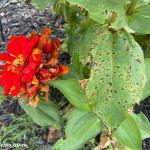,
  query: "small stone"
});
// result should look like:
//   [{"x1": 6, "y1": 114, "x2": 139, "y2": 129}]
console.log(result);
[
  {"x1": 0, "y1": 13, "x2": 4, "y2": 16},
  {"x1": 0, "y1": 114, "x2": 13, "y2": 125},
  {"x1": 36, "y1": 139, "x2": 45, "y2": 145}
]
